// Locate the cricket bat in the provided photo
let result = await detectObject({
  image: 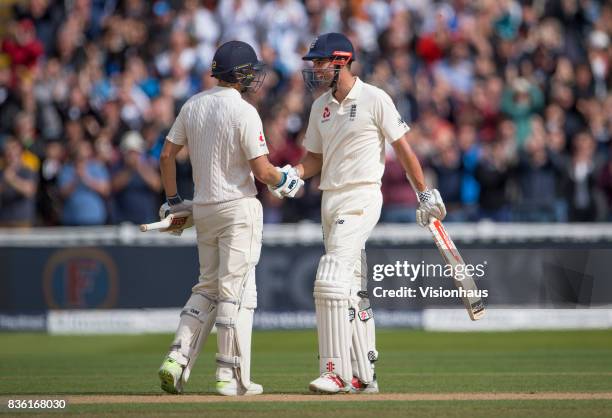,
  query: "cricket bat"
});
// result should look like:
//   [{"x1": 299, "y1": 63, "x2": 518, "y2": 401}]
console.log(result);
[
  {"x1": 428, "y1": 218, "x2": 486, "y2": 321},
  {"x1": 139, "y1": 211, "x2": 193, "y2": 233}
]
